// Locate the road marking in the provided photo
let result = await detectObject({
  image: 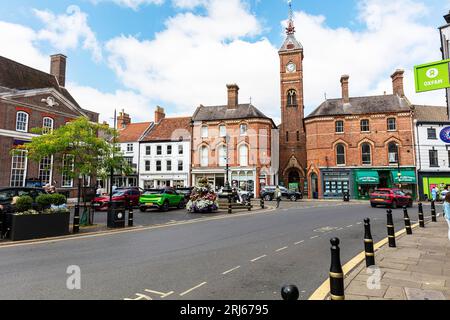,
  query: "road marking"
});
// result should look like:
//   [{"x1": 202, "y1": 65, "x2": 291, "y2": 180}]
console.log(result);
[
  {"x1": 144, "y1": 289, "x2": 174, "y2": 298},
  {"x1": 275, "y1": 246, "x2": 288, "y2": 252},
  {"x1": 179, "y1": 282, "x2": 207, "y2": 296},
  {"x1": 222, "y1": 266, "x2": 241, "y2": 275},
  {"x1": 124, "y1": 293, "x2": 152, "y2": 300},
  {"x1": 295, "y1": 240, "x2": 304, "y2": 245},
  {"x1": 337, "y1": 228, "x2": 343, "y2": 230},
  {"x1": 356, "y1": 222, "x2": 362, "y2": 225},
  {"x1": 251, "y1": 255, "x2": 267, "y2": 262},
  {"x1": 346, "y1": 225, "x2": 353, "y2": 228},
  {"x1": 310, "y1": 236, "x2": 319, "y2": 239}
]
